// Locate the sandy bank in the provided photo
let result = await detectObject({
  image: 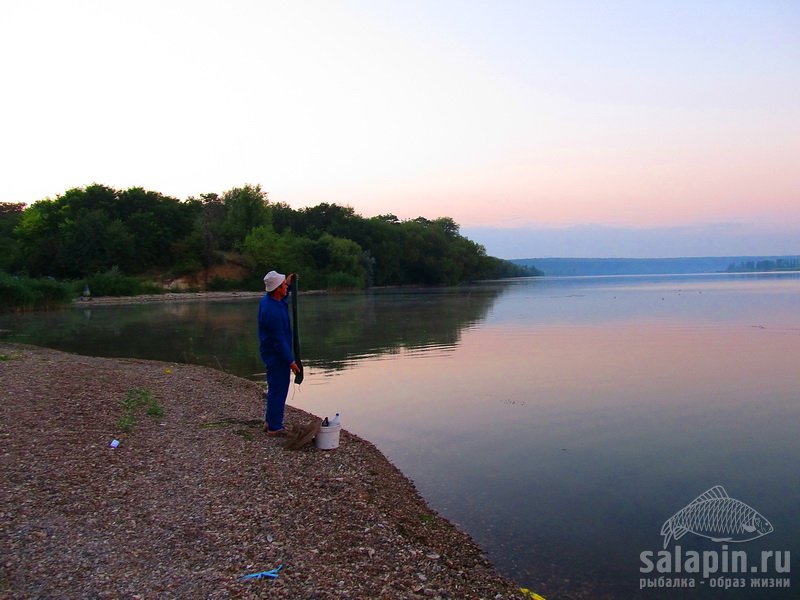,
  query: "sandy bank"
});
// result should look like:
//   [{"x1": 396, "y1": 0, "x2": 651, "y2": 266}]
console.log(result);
[{"x1": 0, "y1": 343, "x2": 527, "y2": 599}]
